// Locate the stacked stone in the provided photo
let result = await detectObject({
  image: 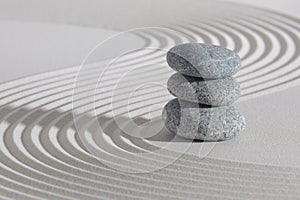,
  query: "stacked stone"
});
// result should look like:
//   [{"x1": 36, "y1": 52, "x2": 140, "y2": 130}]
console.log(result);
[{"x1": 162, "y1": 43, "x2": 246, "y2": 141}]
